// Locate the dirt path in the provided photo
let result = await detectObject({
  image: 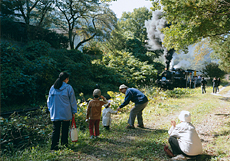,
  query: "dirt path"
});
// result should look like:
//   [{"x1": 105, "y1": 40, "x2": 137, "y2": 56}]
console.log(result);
[
  {"x1": 144, "y1": 85, "x2": 230, "y2": 161},
  {"x1": 196, "y1": 85, "x2": 230, "y2": 161}
]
